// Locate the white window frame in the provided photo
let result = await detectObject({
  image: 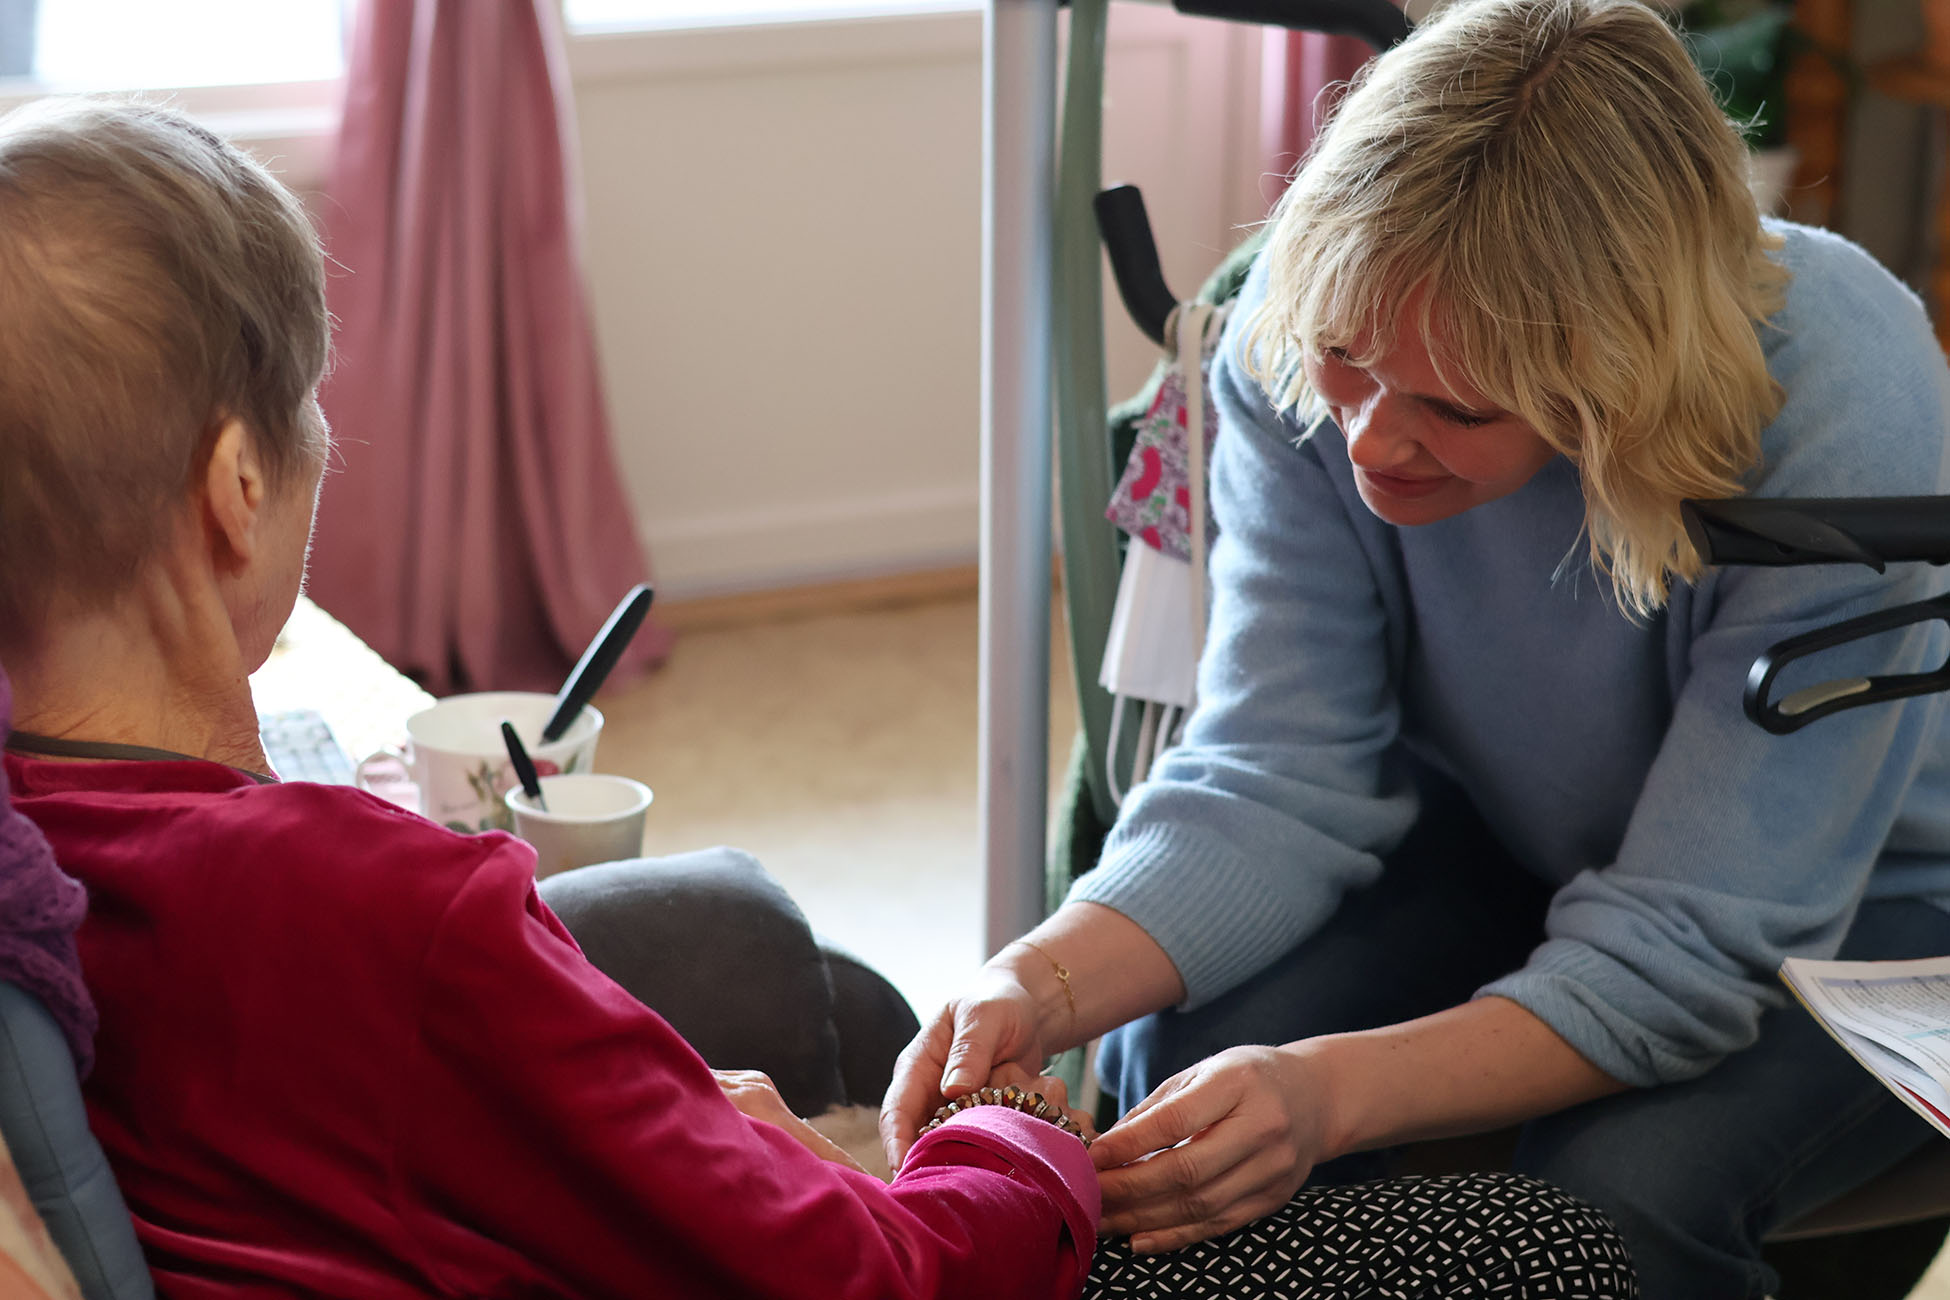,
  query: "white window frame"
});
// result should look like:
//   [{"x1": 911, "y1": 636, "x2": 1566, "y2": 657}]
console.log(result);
[
  {"x1": 566, "y1": 0, "x2": 978, "y2": 40},
  {"x1": 0, "y1": 0, "x2": 990, "y2": 191},
  {"x1": 567, "y1": 7, "x2": 978, "y2": 84}
]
